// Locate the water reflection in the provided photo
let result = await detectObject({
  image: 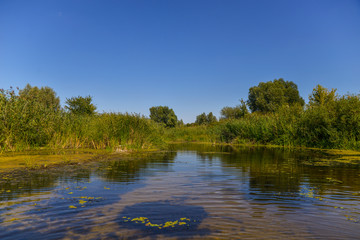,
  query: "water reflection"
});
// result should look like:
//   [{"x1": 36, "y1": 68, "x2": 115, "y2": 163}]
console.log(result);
[
  {"x1": 118, "y1": 201, "x2": 209, "y2": 238},
  {"x1": 0, "y1": 144, "x2": 359, "y2": 239},
  {"x1": 98, "y1": 151, "x2": 177, "y2": 182}
]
